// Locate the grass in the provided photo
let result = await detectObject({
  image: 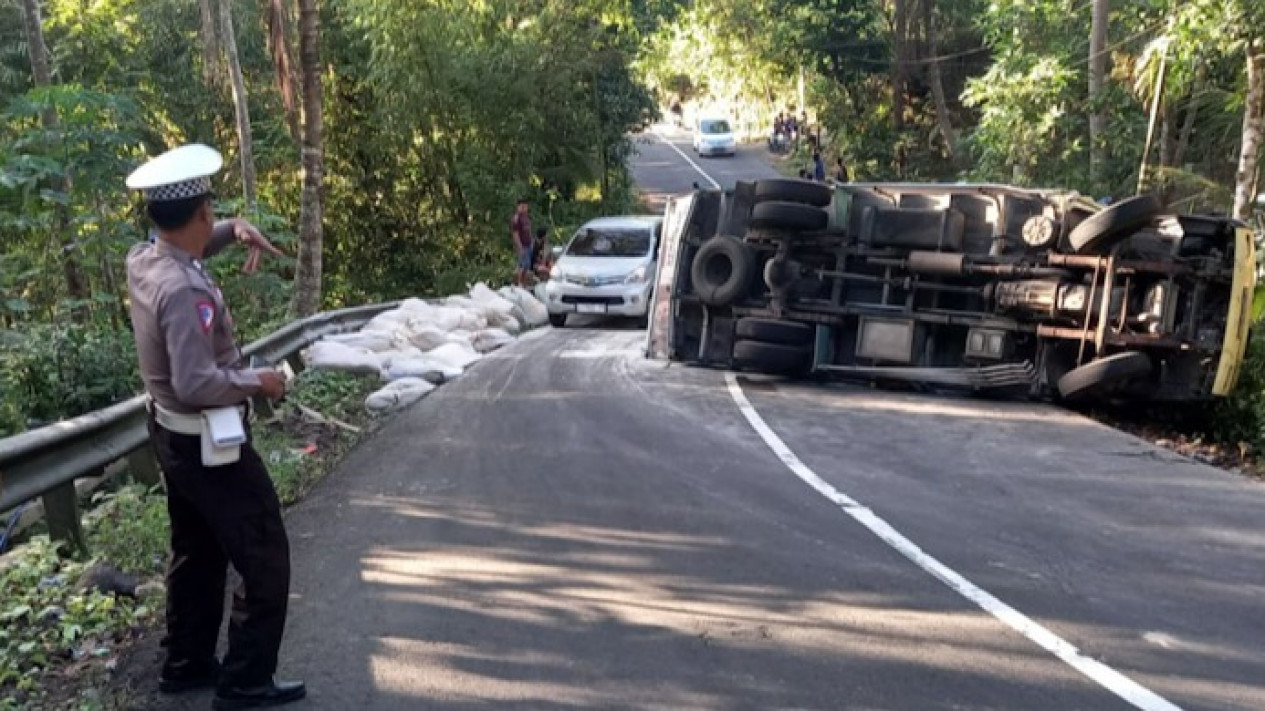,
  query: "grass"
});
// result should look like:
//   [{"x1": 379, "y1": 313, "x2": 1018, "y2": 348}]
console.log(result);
[{"x1": 0, "y1": 369, "x2": 383, "y2": 710}]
